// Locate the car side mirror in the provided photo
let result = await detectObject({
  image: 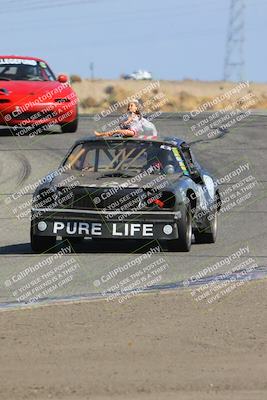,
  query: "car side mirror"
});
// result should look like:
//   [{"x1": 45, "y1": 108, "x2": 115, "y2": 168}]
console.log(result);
[{"x1": 57, "y1": 74, "x2": 68, "y2": 83}]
